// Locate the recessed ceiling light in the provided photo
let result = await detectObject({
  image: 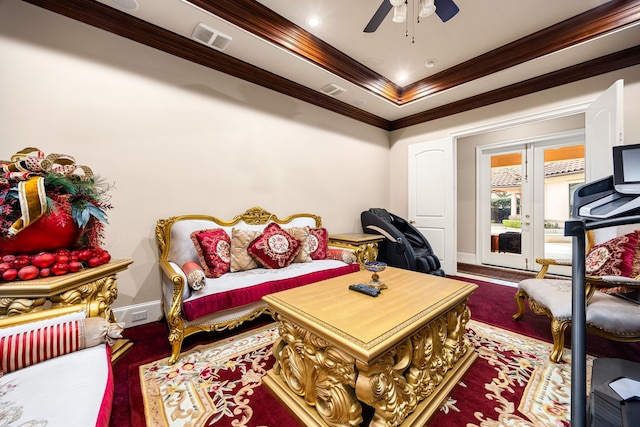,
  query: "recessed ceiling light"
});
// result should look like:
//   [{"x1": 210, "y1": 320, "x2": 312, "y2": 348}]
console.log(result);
[
  {"x1": 111, "y1": 0, "x2": 138, "y2": 10},
  {"x1": 396, "y1": 72, "x2": 409, "y2": 83},
  {"x1": 425, "y1": 59, "x2": 437, "y2": 68},
  {"x1": 306, "y1": 16, "x2": 321, "y2": 27}
]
